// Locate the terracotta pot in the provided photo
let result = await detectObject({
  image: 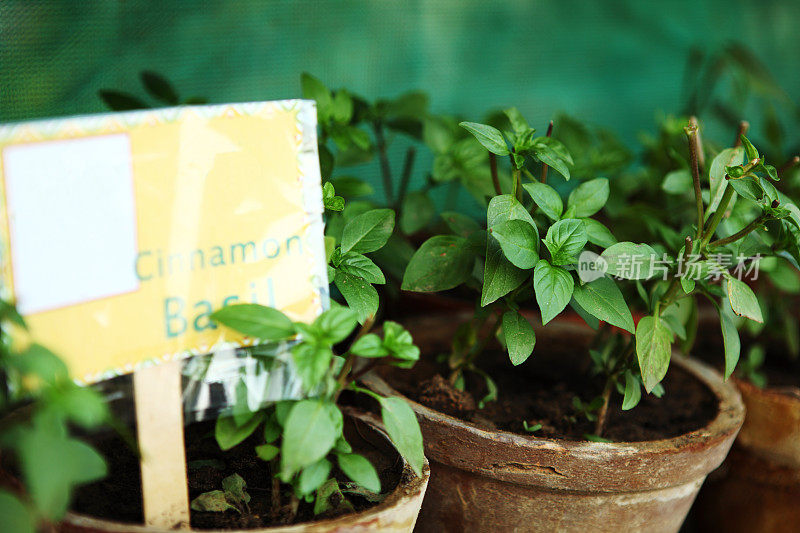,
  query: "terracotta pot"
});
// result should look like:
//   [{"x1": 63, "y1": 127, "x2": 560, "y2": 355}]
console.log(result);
[
  {"x1": 694, "y1": 379, "x2": 800, "y2": 532},
  {"x1": 59, "y1": 410, "x2": 430, "y2": 533},
  {"x1": 364, "y1": 317, "x2": 744, "y2": 533}
]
